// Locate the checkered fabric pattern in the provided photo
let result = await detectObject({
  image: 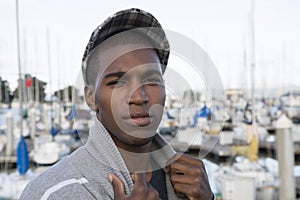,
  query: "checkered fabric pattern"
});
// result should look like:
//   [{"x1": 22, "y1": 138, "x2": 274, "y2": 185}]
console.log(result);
[{"x1": 82, "y1": 8, "x2": 170, "y2": 85}]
